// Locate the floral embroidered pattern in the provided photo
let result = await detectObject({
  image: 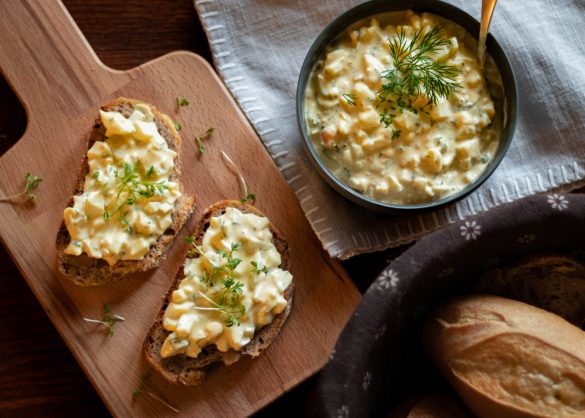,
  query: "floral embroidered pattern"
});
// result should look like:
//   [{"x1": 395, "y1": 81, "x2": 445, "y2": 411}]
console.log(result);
[
  {"x1": 517, "y1": 234, "x2": 536, "y2": 244},
  {"x1": 362, "y1": 371, "x2": 372, "y2": 391},
  {"x1": 375, "y1": 269, "x2": 399, "y2": 291},
  {"x1": 460, "y1": 220, "x2": 481, "y2": 240},
  {"x1": 374, "y1": 324, "x2": 387, "y2": 341},
  {"x1": 336, "y1": 405, "x2": 349, "y2": 418},
  {"x1": 547, "y1": 194, "x2": 568, "y2": 211}
]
